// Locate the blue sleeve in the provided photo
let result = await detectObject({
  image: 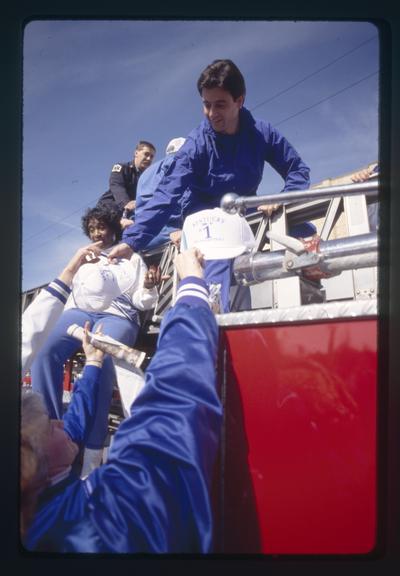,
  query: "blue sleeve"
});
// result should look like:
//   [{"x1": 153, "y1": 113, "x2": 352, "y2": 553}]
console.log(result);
[
  {"x1": 263, "y1": 123, "x2": 310, "y2": 192},
  {"x1": 135, "y1": 159, "x2": 165, "y2": 214},
  {"x1": 83, "y1": 278, "x2": 222, "y2": 553},
  {"x1": 136, "y1": 155, "x2": 185, "y2": 231},
  {"x1": 63, "y1": 365, "x2": 102, "y2": 445},
  {"x1": 122, "y1": 141, "x2": 199, "y2": 251}
]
